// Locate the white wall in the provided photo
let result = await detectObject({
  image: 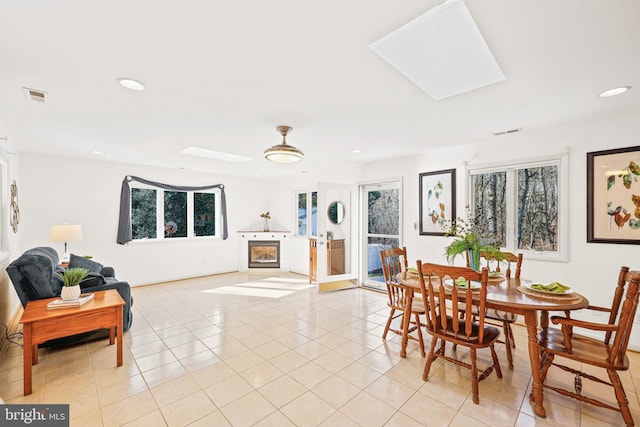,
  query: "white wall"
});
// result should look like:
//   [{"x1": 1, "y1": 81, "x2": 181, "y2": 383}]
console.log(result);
[
  {"x1": 18, "y1": 153, "x2": 293, "y2": 285},
  {"x1": 360, "y1": 104, "x2": 640, "y2": 347}
]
